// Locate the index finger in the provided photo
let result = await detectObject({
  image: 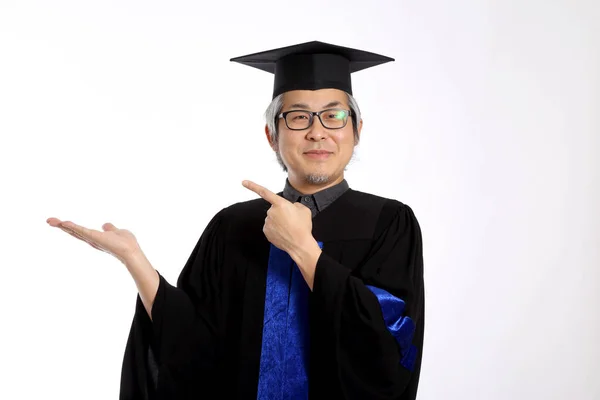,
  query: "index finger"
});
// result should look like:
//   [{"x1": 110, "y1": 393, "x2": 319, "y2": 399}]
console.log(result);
[{"x1": 242, "y1": 180, "x2": 284, "y2": 205}]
